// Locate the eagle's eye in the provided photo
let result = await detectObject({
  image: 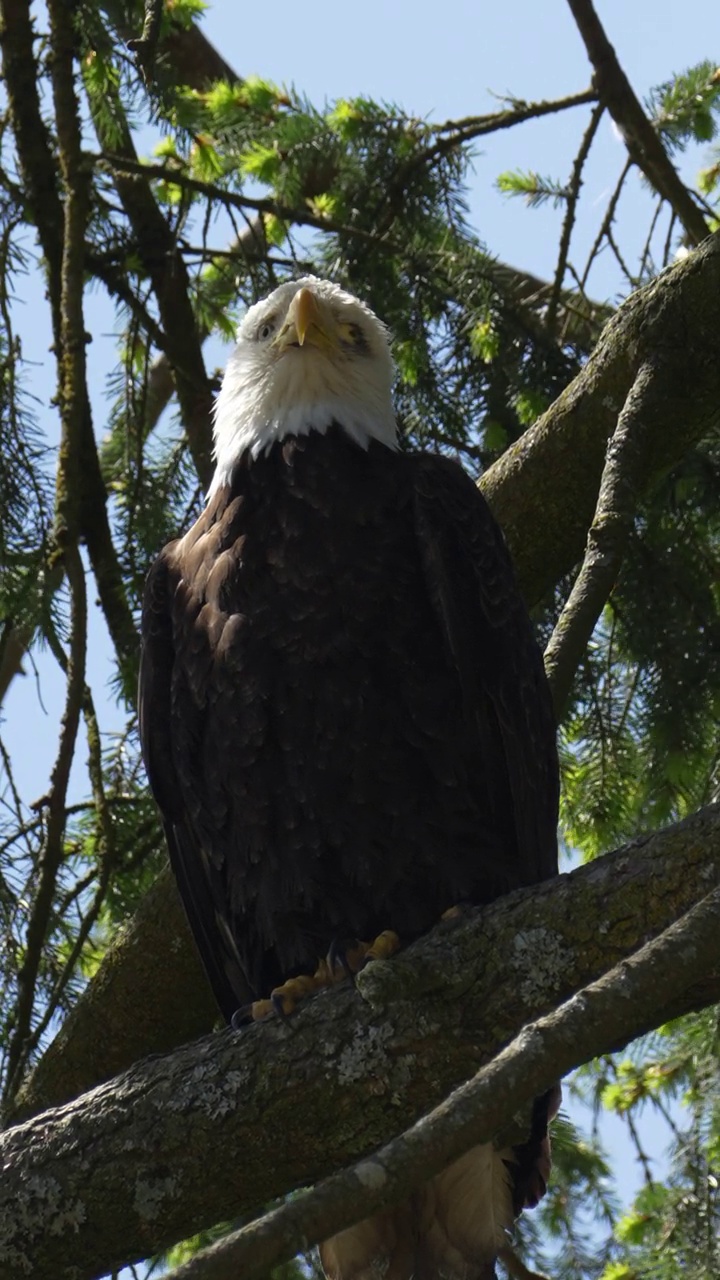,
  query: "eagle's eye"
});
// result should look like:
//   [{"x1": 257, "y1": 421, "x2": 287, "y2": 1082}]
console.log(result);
[
  {"x1": 339, "y1": 321, "x2": 369, "y2": 352},
  {"x1": 257, "y1": 319, "x2": 276, "y2": 342}
]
